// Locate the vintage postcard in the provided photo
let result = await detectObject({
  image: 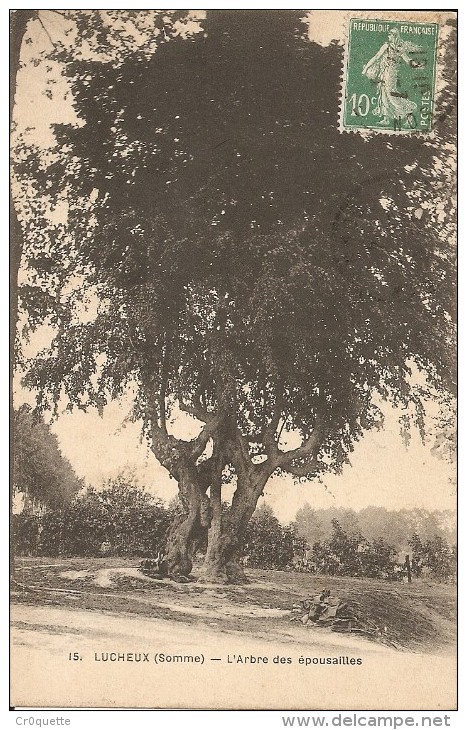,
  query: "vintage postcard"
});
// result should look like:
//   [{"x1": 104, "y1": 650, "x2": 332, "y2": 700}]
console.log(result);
[{"x1": 10, "y1": 10, "x2": 457, "y2": 710}]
